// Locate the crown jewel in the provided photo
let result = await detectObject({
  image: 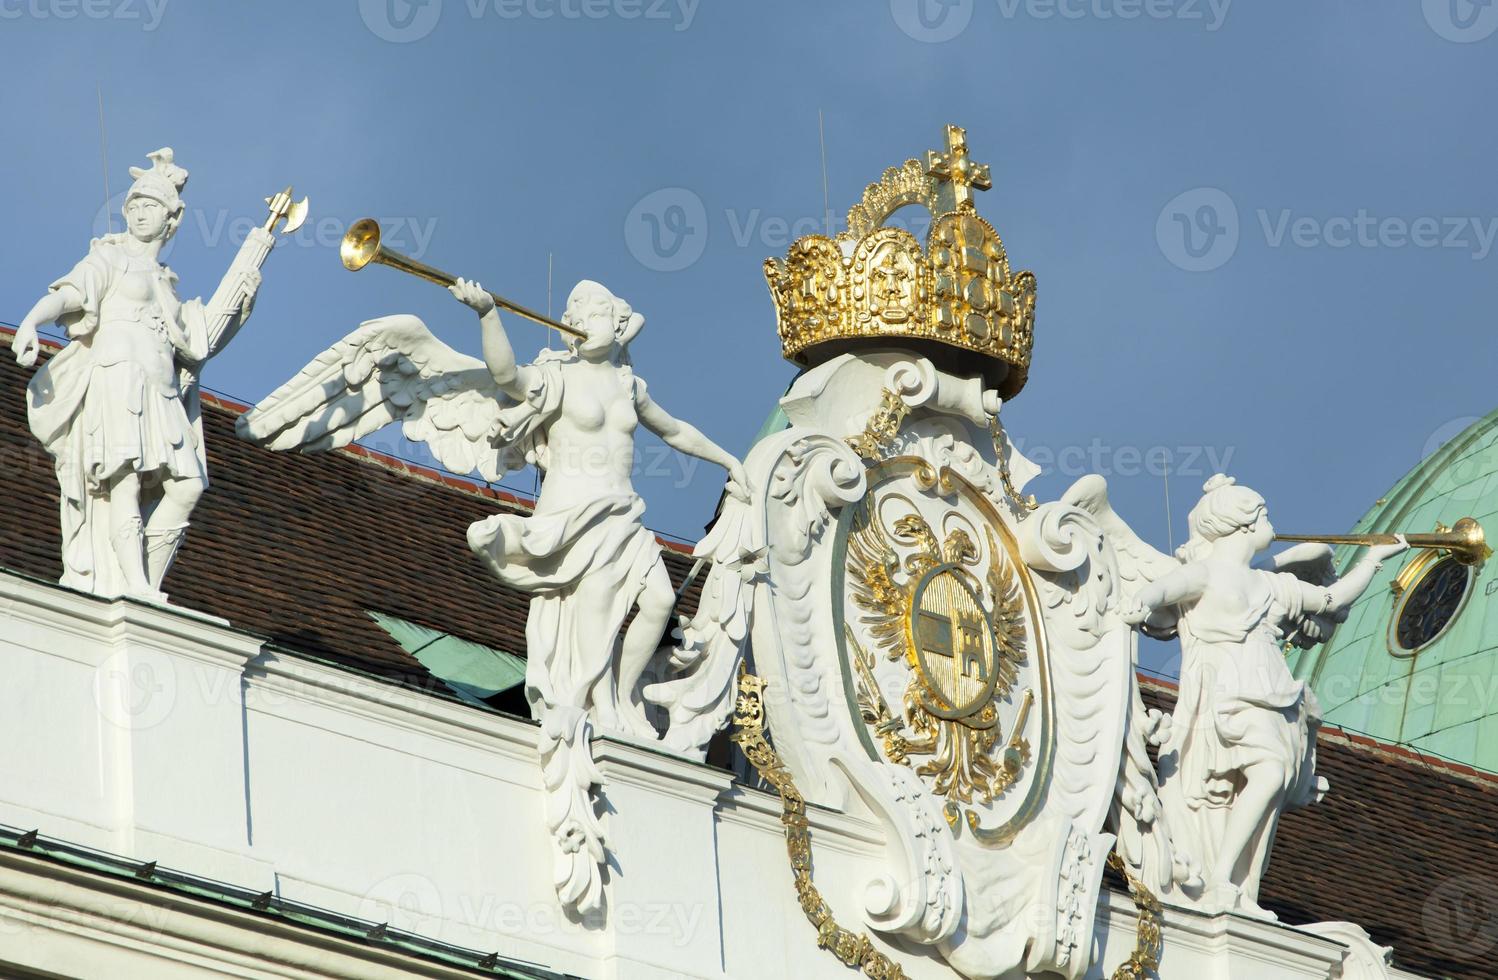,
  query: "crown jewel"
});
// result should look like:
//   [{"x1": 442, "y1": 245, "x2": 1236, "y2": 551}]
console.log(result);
[{"x1": 765, "y1": 125, "x2": 1037, "y2": 398}]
